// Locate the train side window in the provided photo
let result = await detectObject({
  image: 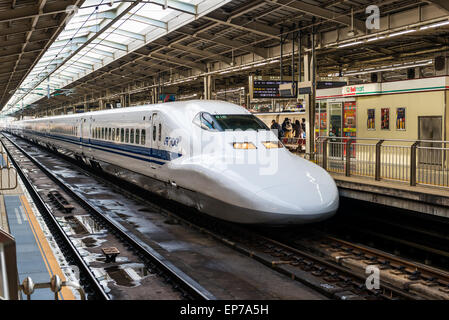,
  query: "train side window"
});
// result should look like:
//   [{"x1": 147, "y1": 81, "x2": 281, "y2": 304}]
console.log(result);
[
  {"x1": 101, "y1": 128, "x2": 104, "y2": 140},
  {"x1": 135, "y1": 129, "x2": 140, "y2": 145},
  {"x1": 112, "y1": 128, "x2": 115, "y2": 141},
  {"x1": 108, "y1": 128, "x2": 111, "y2": 141},
  {"x1": 130, "y1": 129, "x2": 134, "y2": 144},
  {"x1": 141, "y1": 129, "x2": 146, "y2": 145},
  {"x1": 152, "y1": 126, "x2": 156, "y2": 141},
  {"x1": 158, "y1": 124, "x2": 162, "y2": 141},
  {"x1": 121, "y1": 128, "x2": 124, "y2": 142},
  {"x1": 125, "y1": 129, "x2": 129, "y2": 143},
  {"x1": 116, "y1": 128, "x2": 120, "y2": 142}
]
